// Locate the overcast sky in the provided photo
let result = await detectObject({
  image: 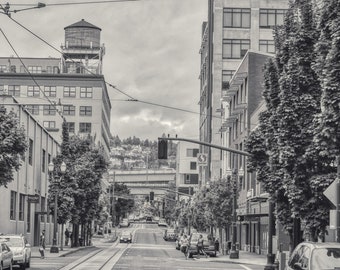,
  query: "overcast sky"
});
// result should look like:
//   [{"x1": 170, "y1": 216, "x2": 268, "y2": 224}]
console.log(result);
[{"x1": 0, "y1": 0, "x2": 207, "y2": 141}]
